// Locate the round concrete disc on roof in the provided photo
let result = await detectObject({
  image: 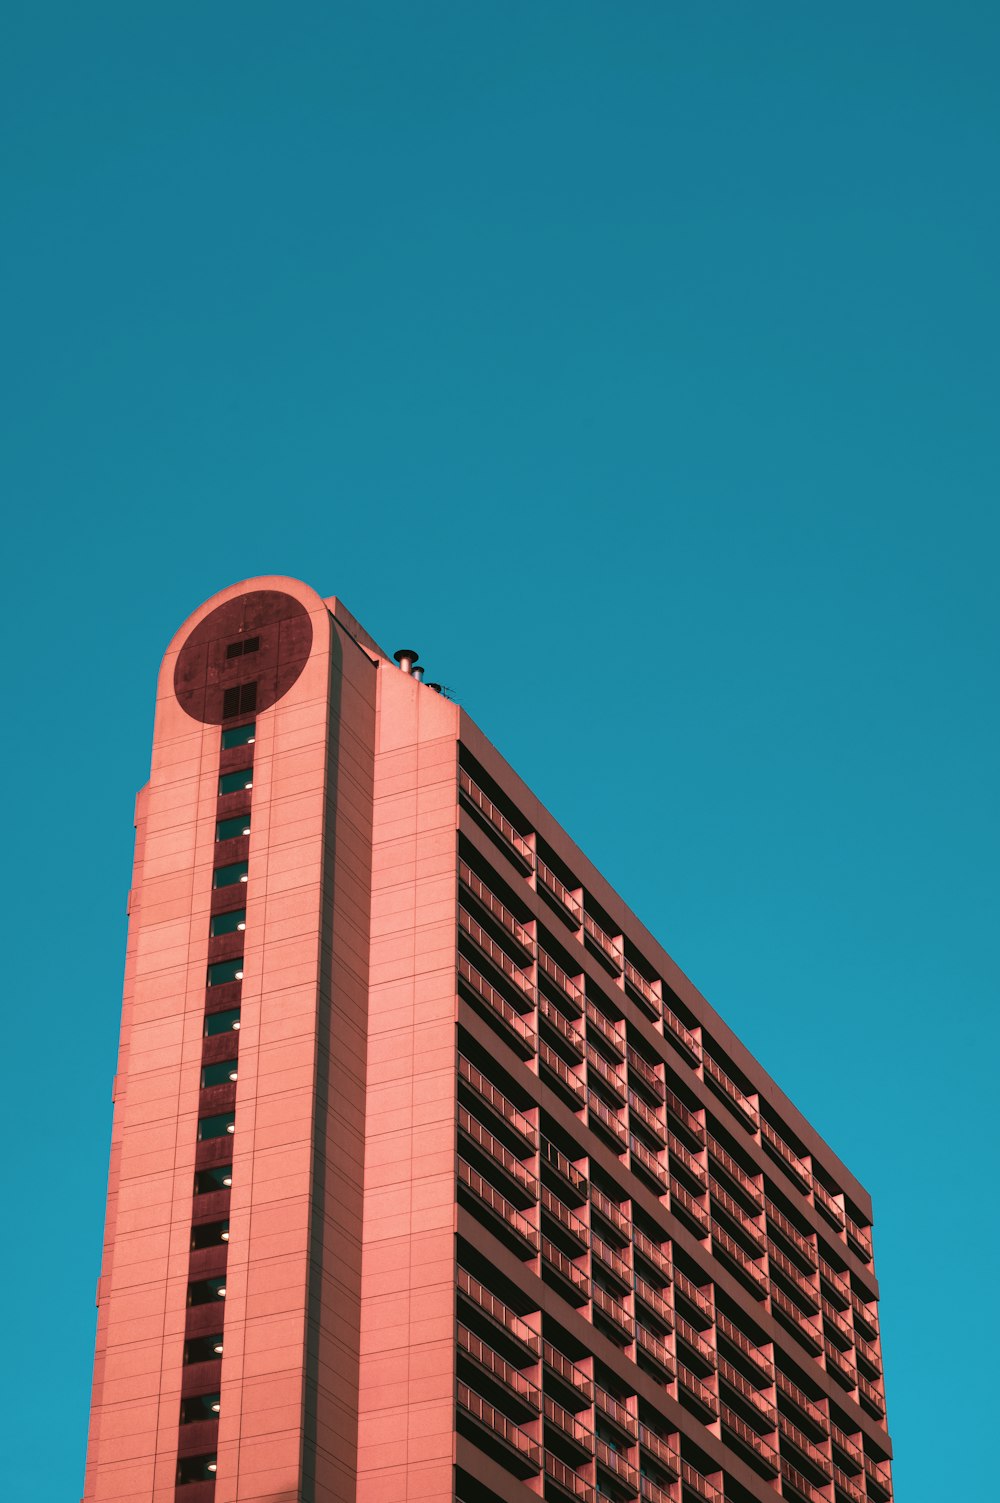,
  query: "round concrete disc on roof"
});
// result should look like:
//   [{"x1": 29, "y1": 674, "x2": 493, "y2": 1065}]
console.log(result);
[{"x1": 173, "y1": 588, "x2": 314, "y2": 724}]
